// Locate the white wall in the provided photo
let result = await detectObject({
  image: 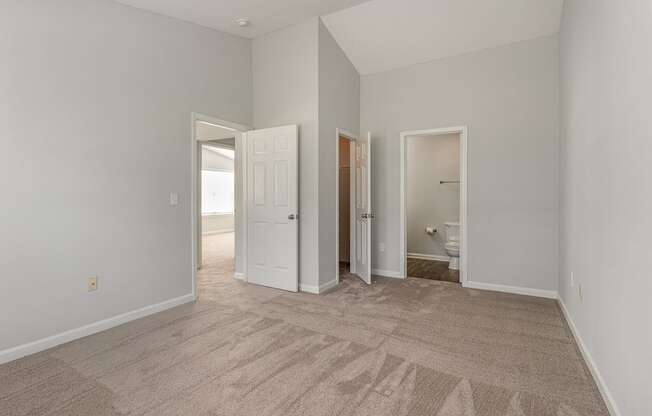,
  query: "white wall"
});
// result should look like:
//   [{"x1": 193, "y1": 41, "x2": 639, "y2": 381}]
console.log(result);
[
  {"x1": 0, "y1": 0, "x2": 251, "y2": 352},
  {"x1": 317, "y1": 19, "x2": 360, "y2": 287},
  {"x1": 361, "y1": 36, "x2": 559, "y2": 292},
  {"x1": 253, "y1": 18, "x2": 320, "y2": 289},
  {"x1": 201, "y1": 147, "x2": 235, "y2": 235},
  {"x1": 201, "y1": 148, "x2": 234, "y2": 171},
  {"x1": 202, "y1": 214, "x2": 234, "y2": 235},
  {"x1": 252, "y1": 18, "x2": 359, "y2": 291},
  {"x1": 406, "y1": 134, "x2": 460, "y2": 258},
  {"x1": 559, "y1": 1, "x2": 652, "y2": 415}
]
